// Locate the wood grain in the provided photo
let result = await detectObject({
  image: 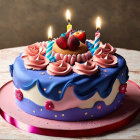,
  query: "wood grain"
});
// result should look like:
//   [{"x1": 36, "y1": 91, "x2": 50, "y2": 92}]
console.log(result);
[{"x1": 0, "y1": 47, "x2": 140, "y2": 139}]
